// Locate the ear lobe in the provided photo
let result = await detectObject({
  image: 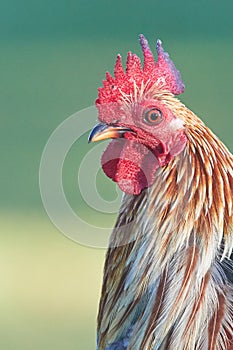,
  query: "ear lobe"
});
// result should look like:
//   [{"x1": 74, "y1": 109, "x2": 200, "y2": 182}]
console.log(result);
[{"x1": 155, "y1": 40, "x2": 185, "y2": 95}]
